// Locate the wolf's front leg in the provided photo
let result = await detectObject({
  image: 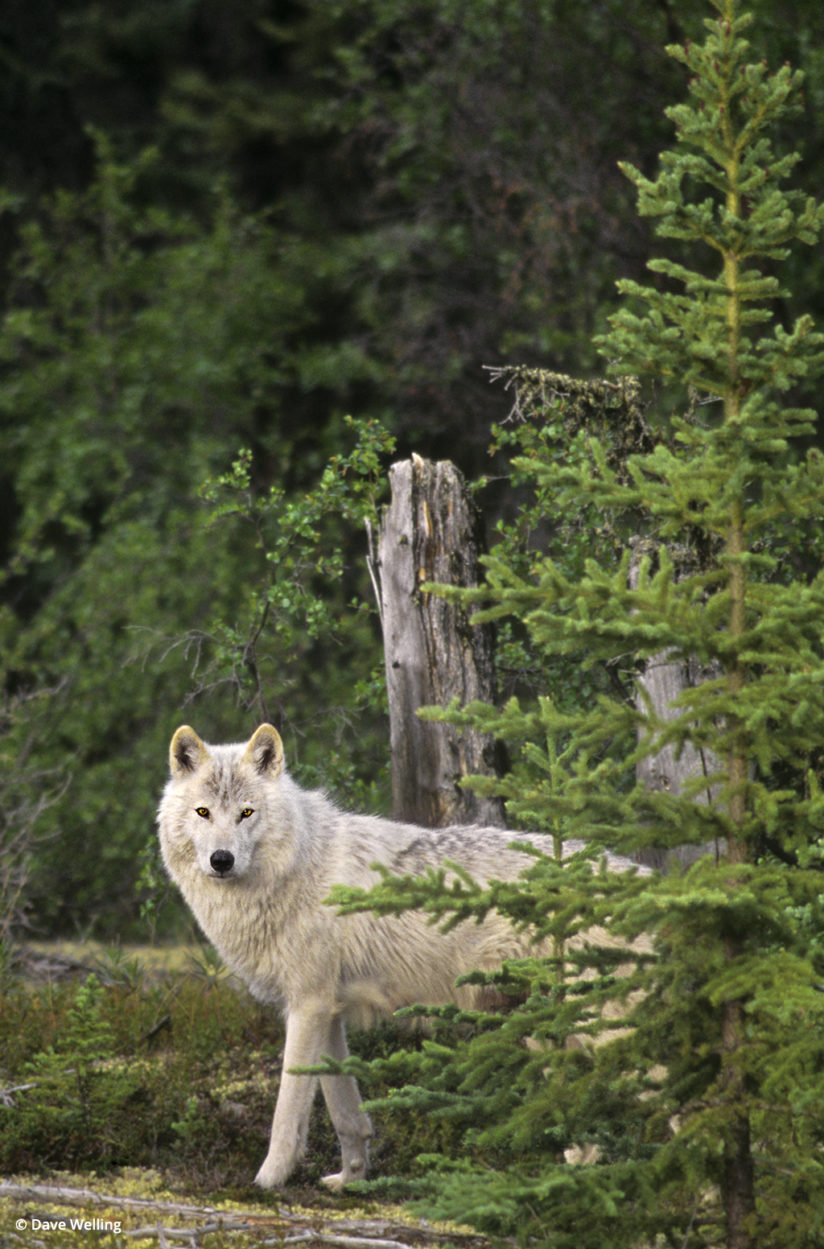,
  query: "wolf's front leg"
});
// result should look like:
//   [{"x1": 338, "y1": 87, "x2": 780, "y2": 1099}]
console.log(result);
[
  {"x1": 254, "y1": 1002, "x2": 329, "y2": 1189},
  {"x1": 319, "y1": 1014, "x2": 372, "y2": 1192}
]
